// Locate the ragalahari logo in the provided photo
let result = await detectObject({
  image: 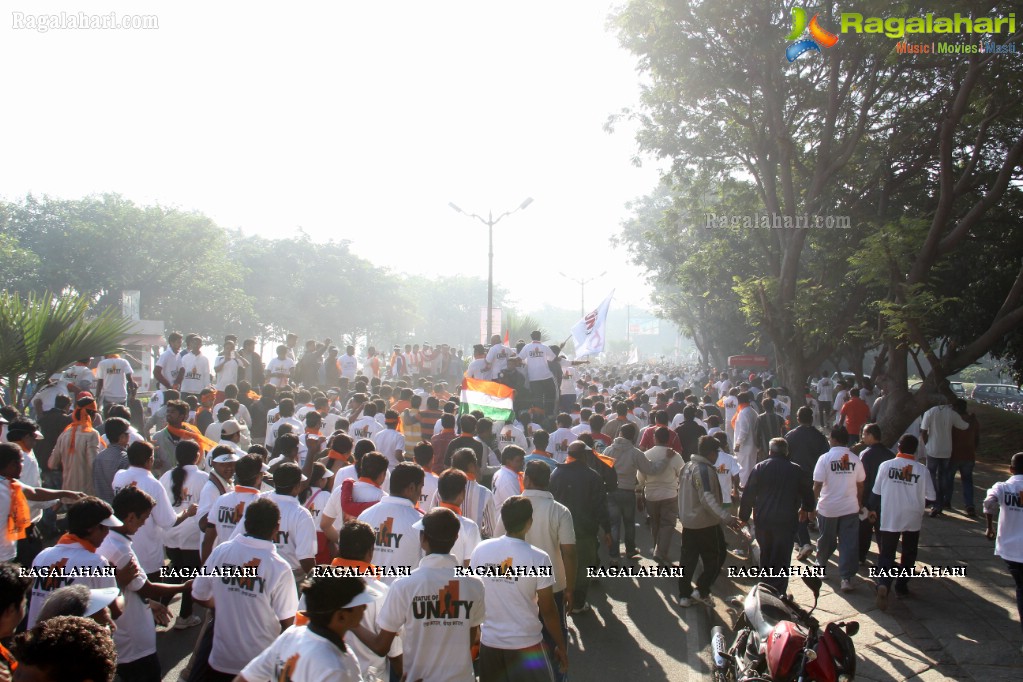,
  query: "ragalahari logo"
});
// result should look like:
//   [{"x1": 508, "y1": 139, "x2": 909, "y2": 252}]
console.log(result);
[{"x1": 786, "y1": 7, "x2": 839, "y2": 62}]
